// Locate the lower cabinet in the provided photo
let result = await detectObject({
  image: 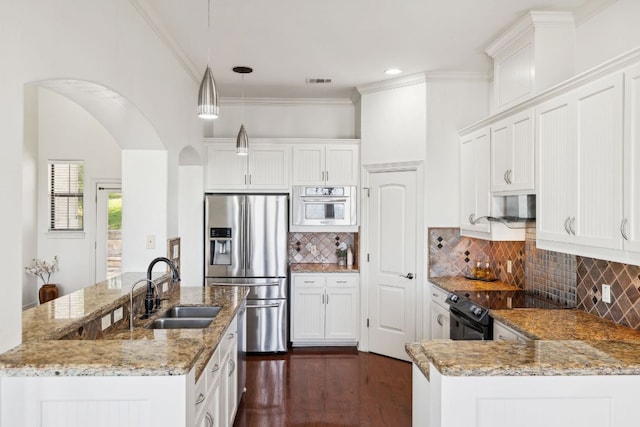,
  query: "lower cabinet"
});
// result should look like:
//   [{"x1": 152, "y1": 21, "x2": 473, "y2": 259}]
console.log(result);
[
  {"x1": 291, "y1": 273, "x2": 359, "y2": 346},
  {"x1": 194, "y1": 313, "x2": 239, "y2": 427},
  {"x1": 493, "y1": 320, "x2": 531, "y2": 342},
  {"x1": 429, "y1": 284, "x2": 450, "y2": 340}
]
